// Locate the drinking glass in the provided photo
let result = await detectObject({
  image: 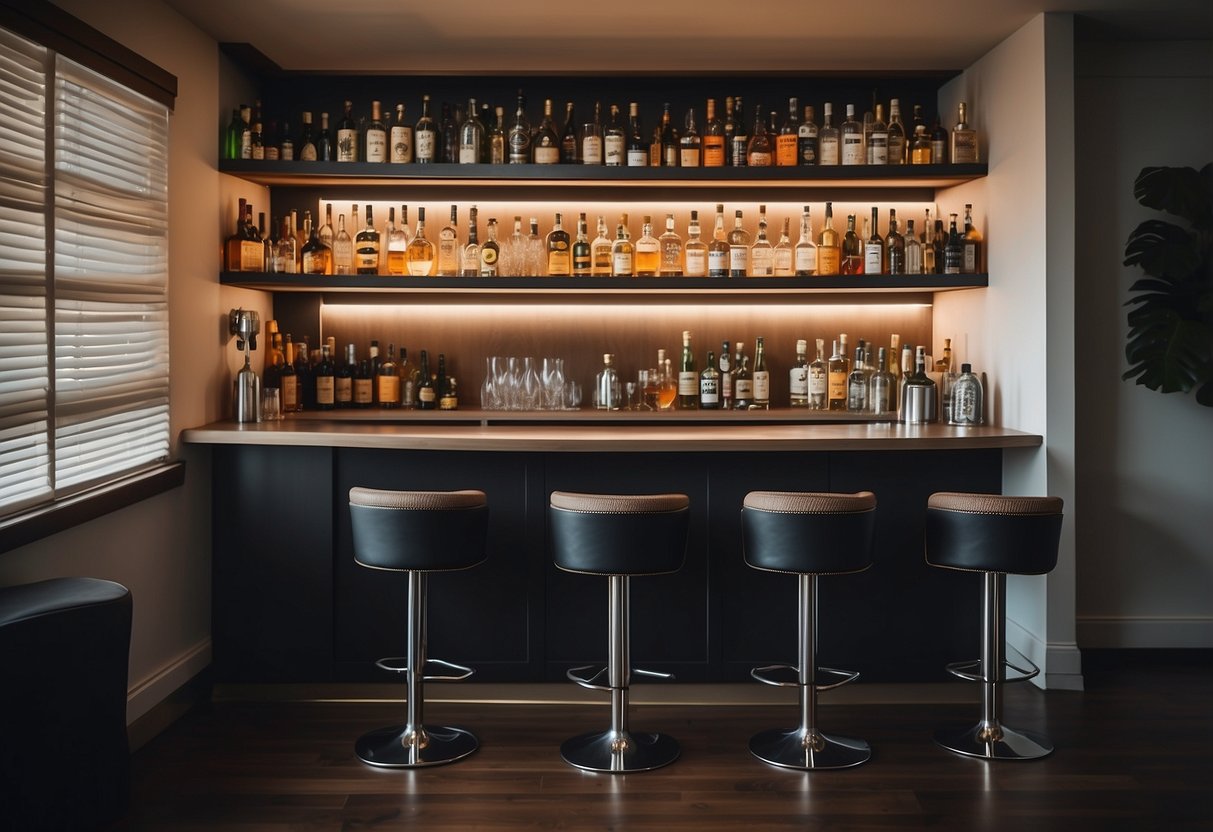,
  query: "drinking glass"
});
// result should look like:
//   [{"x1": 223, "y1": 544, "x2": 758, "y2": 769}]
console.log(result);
[
  {"x1": 261, "y1": 387, "x2": 281, "y2": 421},
  {"x1": 521, "y1": 357, "x2": 542, "y2": 410},
  {"x1": 480, "y1": 356, "x2": 495, "y2": 410}
]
